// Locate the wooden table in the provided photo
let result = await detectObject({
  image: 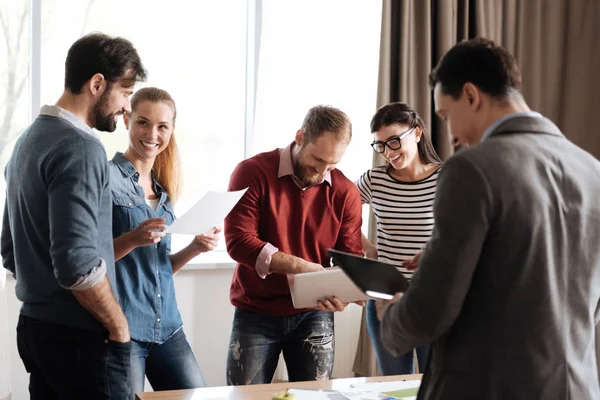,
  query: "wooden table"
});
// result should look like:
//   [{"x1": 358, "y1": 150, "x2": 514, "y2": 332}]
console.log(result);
[{"x1": 135, "y1": 374, "x2": 422, "y2": 399}]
